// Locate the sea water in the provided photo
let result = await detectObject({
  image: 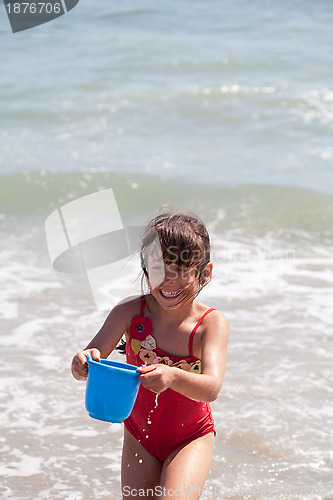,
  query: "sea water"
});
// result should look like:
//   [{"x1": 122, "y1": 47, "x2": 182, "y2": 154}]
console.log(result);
[{"x1": 1, "y1": 1, "x2": 333, "y2": 499}]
